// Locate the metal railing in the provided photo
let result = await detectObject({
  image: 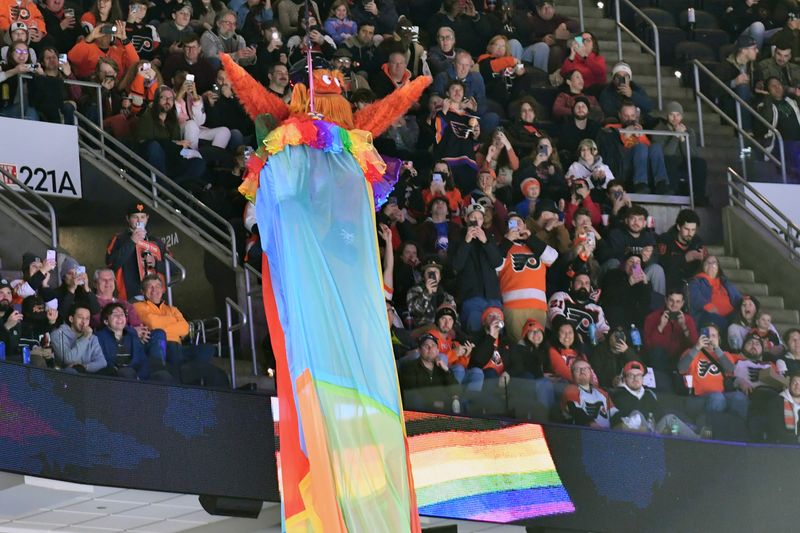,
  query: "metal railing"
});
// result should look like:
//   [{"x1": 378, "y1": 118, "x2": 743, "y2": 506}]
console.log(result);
[
  {"x1": 17, "y1": 75, "x2": 103, "y2": 129},
  {"x1": 0, "y1": 166, "x2": 58, "y2": 249},
  {"x1": 75, "y1": 112, "x2": 239, "y2": 268},
  {"x1": 727, "y1": 168, "x2": 800, "y2": 260},
  {"x1": 164, "y1": 254, "x2": 186, "y2": 307},
  {"x1": 243, "y1": 262, "x2": 261, "y2": 377},
  {"x1": 615, "y1": 0, "x2": 662, "y2": 109},
  {"x1": 618, "y1": 128, "x2": 696, "y2": 207},
  {"x1": 225, "y1": 297, "x2": 248, "y2": 389},
  {"x1": 190, "y1": 317, "x2": 223, "y2": 361},
  {"x1": 692, "y1": 60, "x2": 787, "y2": 183}
]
